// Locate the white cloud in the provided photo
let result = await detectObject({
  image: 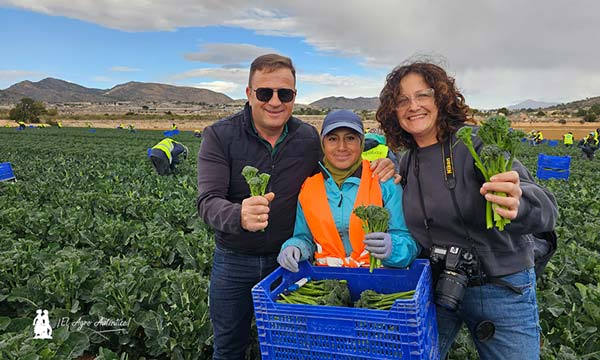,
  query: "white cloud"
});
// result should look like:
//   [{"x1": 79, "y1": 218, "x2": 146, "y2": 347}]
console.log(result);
[
  {"x1": 184, "y1": 43, "x2": 277, "y2": 65},
  {"x1": 193, "y1": 80, "x2": 240, "y2": 95},
  {"x1": 170, "y1": 67, "x2": 249, "y2": 98},
  {"x1": 0, "y1": 69, "x2": 43, "y2": 80},
  {"x1": 0, "y1": 70, "x2": 44, "y2": 89},
  {"x1": 109, "y1": 66, "x2": 141, "y2": 72},
  {"x1": 0, "y1": 0, "x2": 252, "y2": 31},
  {"x1": 4, "y1": 0, "x2": 600, "y2": 107},
  {"x1": 170, "y1": 67, "x2": 383, "y2": 103},
  {"x1": 171, "y1": 67, "x2": 249, "y2": 83},
  {"x1": 458, "y1": 66, "x2": 600, "y2": 110}
]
